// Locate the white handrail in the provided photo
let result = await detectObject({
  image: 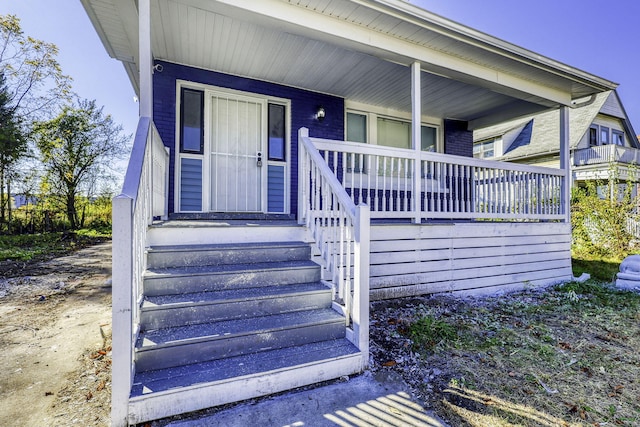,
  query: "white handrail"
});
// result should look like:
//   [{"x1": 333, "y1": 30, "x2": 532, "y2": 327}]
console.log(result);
[
  {"x1": 112, "y1": 117, "x2": 169, "y2": 425},
  {"x1": 298, "y1": 128, "x2": 369, "y2": 359},
  {"x1": 312, "y1": 137, "x2": 565, "y2": 221}
]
